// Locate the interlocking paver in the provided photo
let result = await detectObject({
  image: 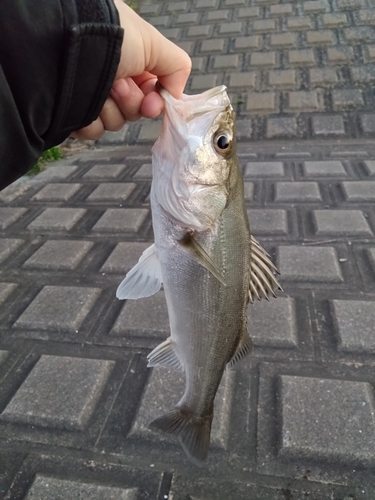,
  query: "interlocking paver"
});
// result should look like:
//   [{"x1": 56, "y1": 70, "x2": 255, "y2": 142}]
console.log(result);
[
  {"x1": 229, "y1": 72, "x2": 256, "y2": 88},
  {"x1": 332, "y1": 89, "x2": 364, "y2": 110},
  {"x1": 92, "y1": 209, "x2": 148, "y2": 232},
  {"x1": 269, "y1": 69, "x2": 297, "y2": 87},
  {"x1": 341, "y1": 181, "x2": 375, "y2": 201},
  {"x1": 28, "y1": 208, "x2": 86, "y2": 231},
  {"x1": 309, "y1": 68, "x2": 338, "y2": 86},
  {"x1": 1, "y1": 355, "x2": 114, "y2": 430},
  {"x1": 22, "y1": 240, "x2": 94, "y2": 270},
  {"x1": 287, "y1": 90, "x2": 322, "y2": 112},
  {"x1": 245, "y1": 161, "x2": 285, "y2": 177},
  {"x1": 101, "y1": 242, "x2": 150, "y2": 273},
  {"x1": 304, "y1": 0, "x2": 326, "y2": 12},
  {"x1": 206, "y1": 10, "x2": 231, "y2": 21},
  {"x1": 132, "y1": 164, "x2": 152, "y2": 179},
  {"x1": 0, "y1": 238, "x2": 23, "y2": 263},
  {"x1": 270, "y1": 3, "x2": 293, "y2": 15},
  {"x1": 250, "y1": 51, "x2": 277, "y2": 66},
  {"x1": 289, "y1": 48, "x2": 315, "y2": 66},
  {"x1": 0, "y1": 208, "x2": 27, "y2": 229},
  {"x1": 275, "y1": 182, "x2": 322, "y2": 202},
  {"x1": 87, "y1": 183, "x2": 136, "y2": 201},
  {"x1": 83, "y1": 164, "x2": 126, "y2": 179},
  {"x1": 234, "y1": 35, "x2": 260, "y2": 49},
  {"x1": 287, "y1": 17, "x2": 313, "y2": 30},
  {"x1": 266, "y1": 117, "x2": 298, "y2": 138},
  {"x1": 237, "y1": 7, "x2": 261, "y2": 18},
  {"x1": 327, "y1": 46, "x2": 354, "y2": 63},
  {"x1": 322, "y1": 13, "x2": 348, "y2": 27},
  {"x1": 313, "y1": 209, "x2": 373, "y2": 236},
  {"x1": 311, "y1": 115, "x2": 346, "y2": 136},
  {"x1": 0, "y1": 283, "x2": 17, "y2": 304},
  {"x1": 361, "y1": 113, "x2": 375, "y2": 134},
  {"x1": 363, "y1": 160, "x2": 375, "y2": 175},
  {"x1": 31, "y1": 183, "x2": 82, "y2": 201},
  {"x1": 303, "y1": 160, "x2": 347, "y2": 176},
  {"x1": 247, "y1": 209, "x2": 289, "y2": 235},
  {"x1": 246, "y1": 92, "x2": 277, "y2": 112},
  {"x1": 213, "y1": 54, "x2": 239, "y2": 69},
  {"x1": 270, "y1": 33, "x2": 297, "y2": 47}
]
